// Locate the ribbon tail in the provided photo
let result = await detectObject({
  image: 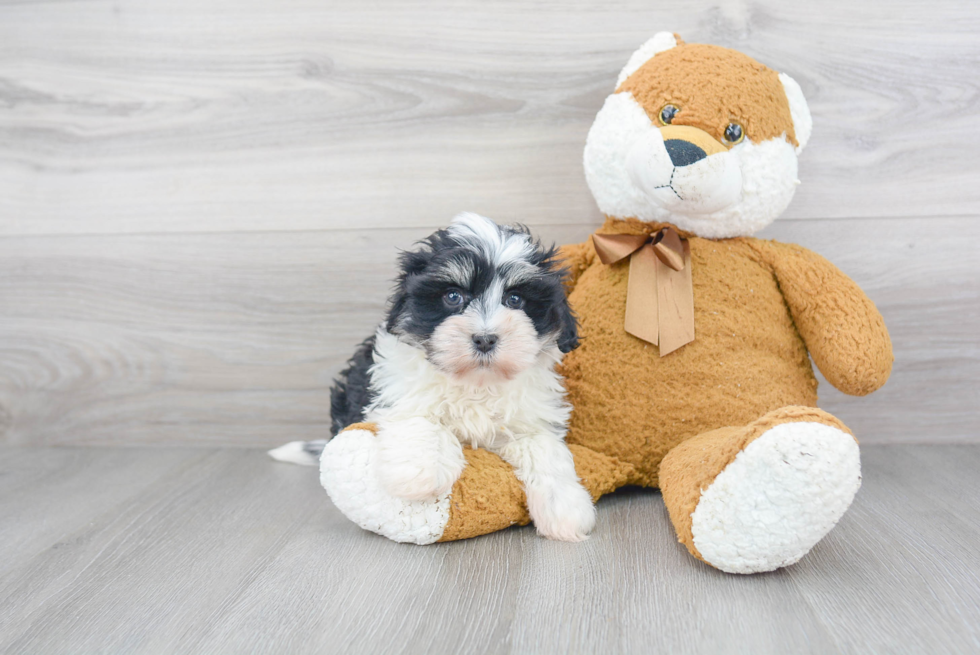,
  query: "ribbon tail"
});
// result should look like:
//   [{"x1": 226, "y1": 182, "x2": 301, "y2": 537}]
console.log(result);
[
  {"x1": 657, "y1": 239, "x2": 695, "y2": 356},
  {"x1": 652, "y1": 227, "x2": 686, "y2": 271},
  {"x1": 624, "y1": 244, "x2": 659, "y2": 346}
]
